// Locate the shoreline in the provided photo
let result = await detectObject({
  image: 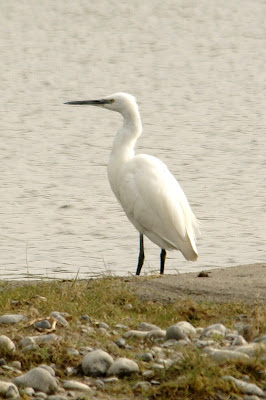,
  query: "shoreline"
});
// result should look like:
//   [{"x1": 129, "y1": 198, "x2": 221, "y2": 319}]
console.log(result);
[{"x1": 2, "y1": 263, "x2": 265, "y2": 304}]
